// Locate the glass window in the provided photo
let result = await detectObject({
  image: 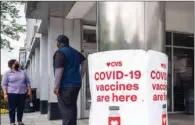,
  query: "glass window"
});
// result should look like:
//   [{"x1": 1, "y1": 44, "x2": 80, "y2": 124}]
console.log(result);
[
  {"x1": 173, "y1": 48, "x2": 194, "y2": 111},
  {"x1": 173, "y1": 33, "x2": 194, "y2": 47},
  {"x1": 83, "y1": 29, "x2": 96, "y2": 43},
  {"x1": 166, "y1": 32, "x2": 171, "y2": 45},
  {"x1": 166, "y1": 47, "x2": 172, "y2": 111}
]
